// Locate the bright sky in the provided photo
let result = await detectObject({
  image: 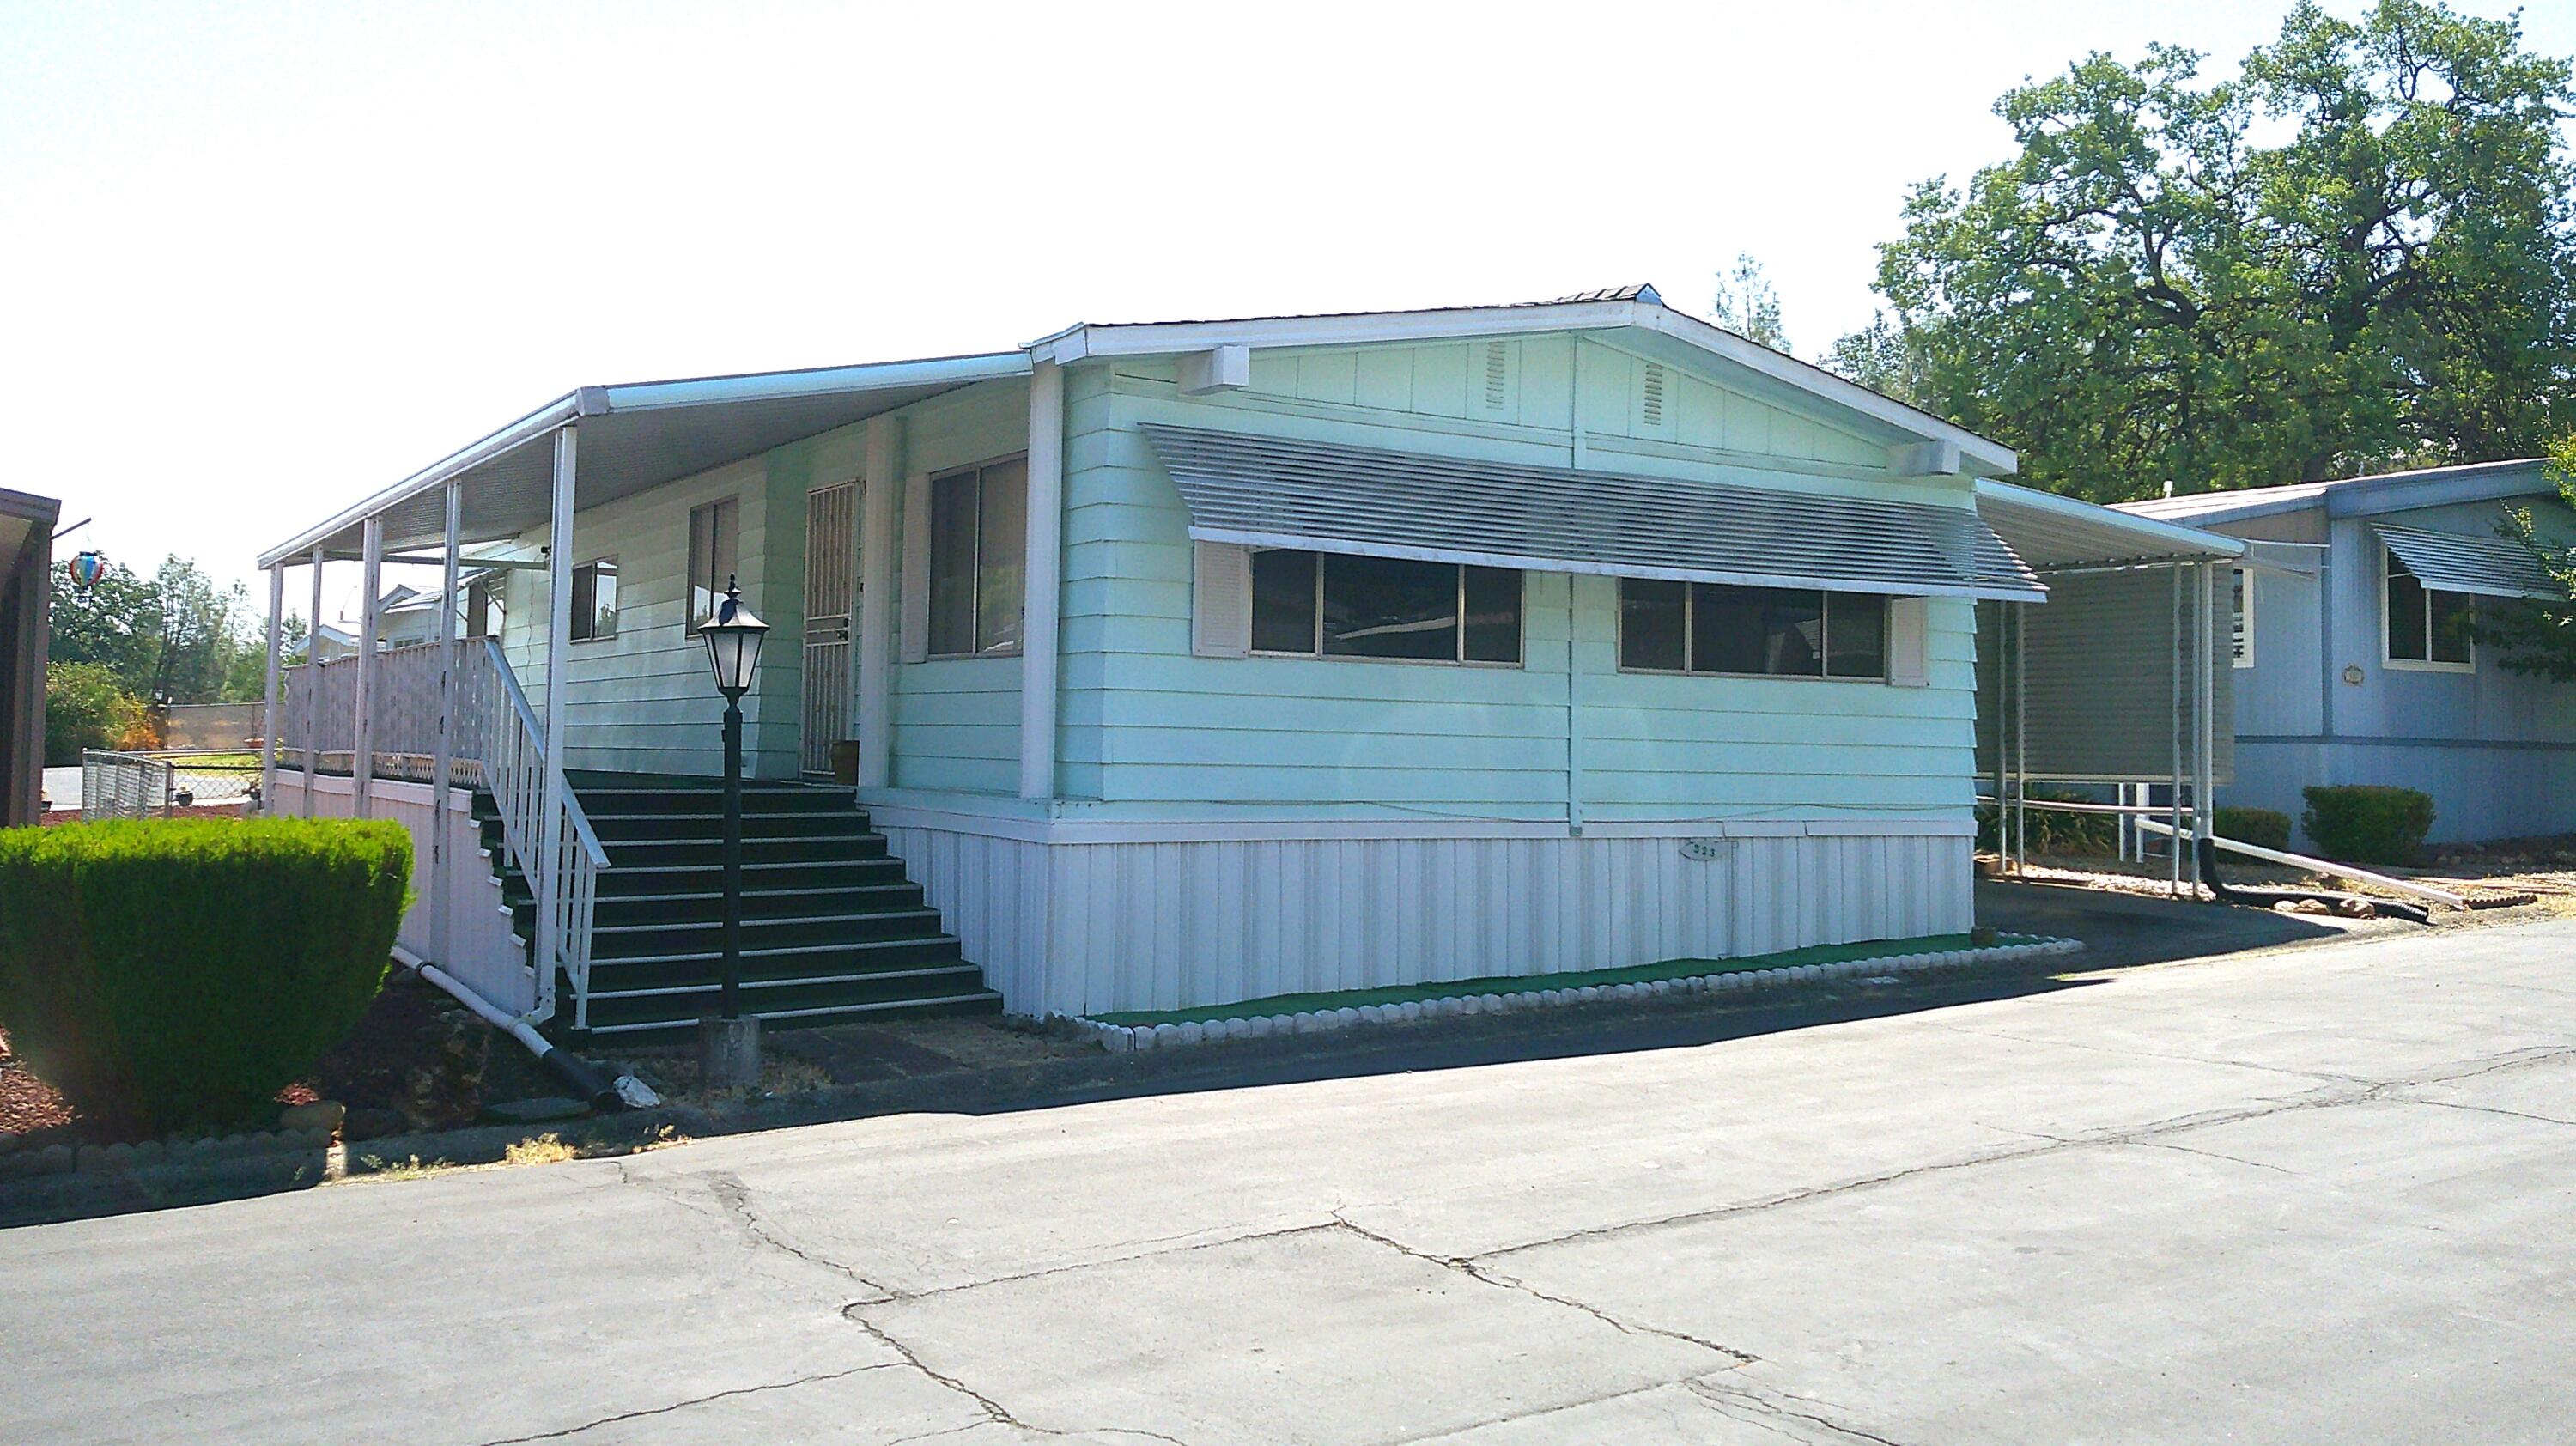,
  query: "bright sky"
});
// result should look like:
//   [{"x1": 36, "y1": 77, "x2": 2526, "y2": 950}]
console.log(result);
[{"x1": 6, "y1": 0, "x2": 2572, "y2": 620}]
